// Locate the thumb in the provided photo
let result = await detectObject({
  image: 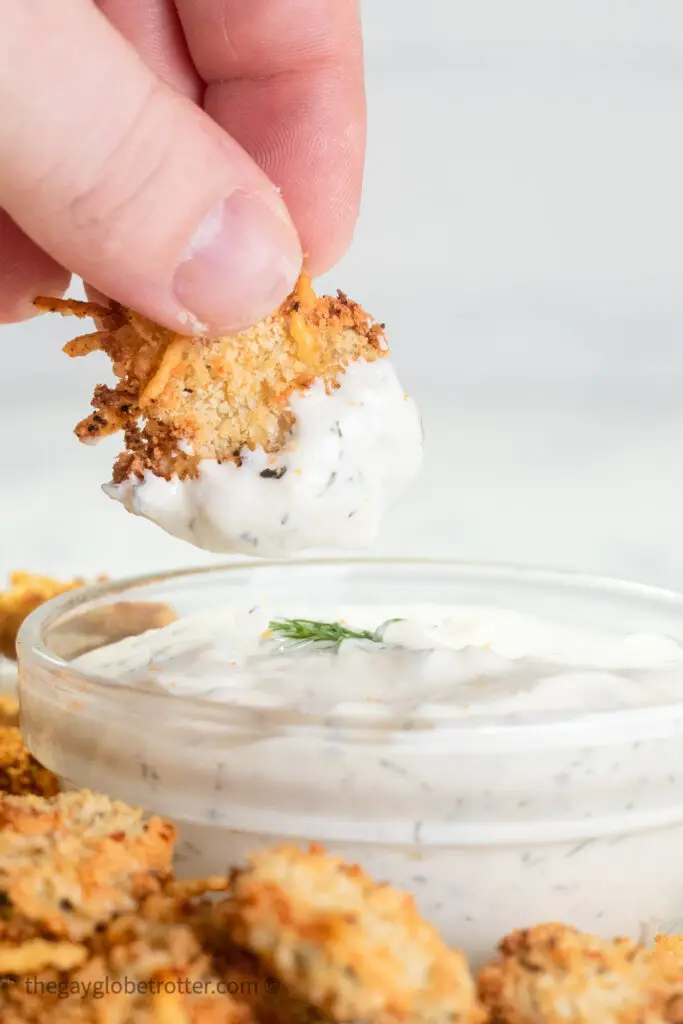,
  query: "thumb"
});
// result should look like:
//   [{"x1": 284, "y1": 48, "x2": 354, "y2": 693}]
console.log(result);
[{"x1": 0, "y1": 0, "x2": 302, "y2": 334}]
